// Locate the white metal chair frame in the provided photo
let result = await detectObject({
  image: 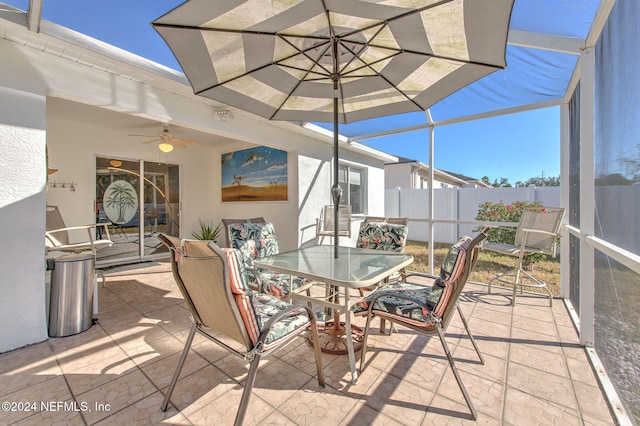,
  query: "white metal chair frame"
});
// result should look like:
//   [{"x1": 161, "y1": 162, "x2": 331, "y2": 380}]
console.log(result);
[
  {"x1": 45, "y1": 205, "x2": 113, "y2": 255},
  {"x1": 316, "y1": 204, "x2": 352, "y2": 240},
  {"x1": 483, "y1": 208, "x2": 565, "y2": 306}
]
